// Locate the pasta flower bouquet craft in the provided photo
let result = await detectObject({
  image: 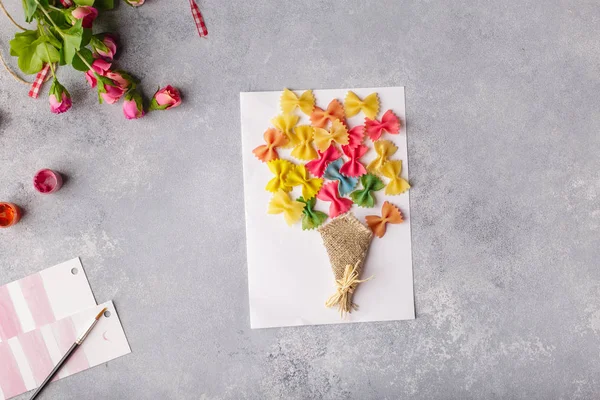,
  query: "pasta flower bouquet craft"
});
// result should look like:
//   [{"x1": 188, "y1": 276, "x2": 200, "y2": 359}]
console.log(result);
[{"x1": 252, "y1": 89, "x2": 411, "y2": 316}]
